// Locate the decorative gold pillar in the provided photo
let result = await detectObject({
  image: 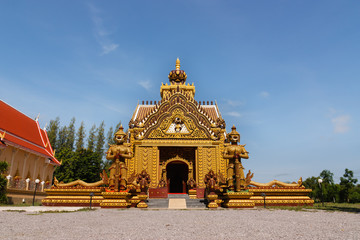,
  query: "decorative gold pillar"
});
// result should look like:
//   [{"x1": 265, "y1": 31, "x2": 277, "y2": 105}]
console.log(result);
[
  {"x1": 150, "y1": 146, "x2": 158, "y2": 188},
  {"x1": 197, "y1": 147, "x2": 205, "y2": 188},
  {"x1": 219, "y1": 134, "x2": 227, "y2": 178}
]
